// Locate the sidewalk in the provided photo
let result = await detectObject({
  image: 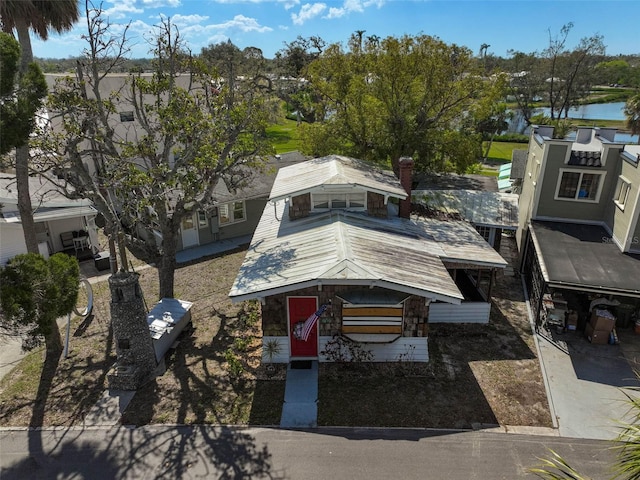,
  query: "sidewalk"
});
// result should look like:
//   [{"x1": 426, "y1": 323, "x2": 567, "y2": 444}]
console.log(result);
[{"x1": 280, "y1": 361, "x2": 319, "y2": 428}]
